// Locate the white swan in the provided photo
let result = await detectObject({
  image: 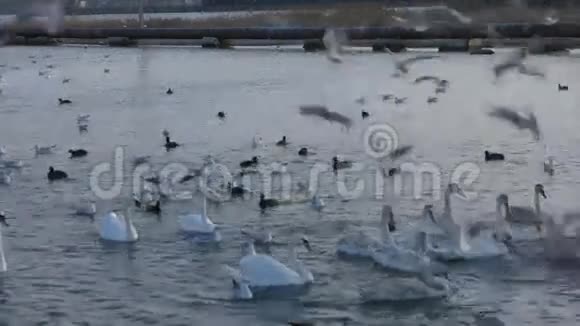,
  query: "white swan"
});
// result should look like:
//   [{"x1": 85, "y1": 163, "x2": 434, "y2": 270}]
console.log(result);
[
  {"x1": 226, "y1": 238, "x2": 313, "y2": 291},
  {"x1": 361, "y1": 233, "x2": 450, "y2": 302},
  {"x1": 178, "y1": 196, "x2": 216, "y2": 234},
  {"x1": 0, "y1": 171, "x2": 11, "y2": 185},
  {"x1": 423, "y1": 185, "x2": 509, "y2": 261},
  {"x1": 224, "y1": 266, "x2": 253, "y2": 300},
  {"x1": 74, "y1": 199, "x2": 96, "y2": 217},
  {"x1": 336, "y1": 205, "x2": 395, "y2": 258},
  {"x1": 311, "y1": 195, "x2": 325, "y2": 211},
  {"x1": 97, "y1": 210, "x2": 138, "y2": 242},
  {"x1": 370, "y1": 206, "x2": 447, "y2": 274},
  {"x1": 506, "y1": 184, "x2": 548, "y2": 231},
  {"x1": 34, "y1": 145, "x2": 56, "y2": 155}
]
